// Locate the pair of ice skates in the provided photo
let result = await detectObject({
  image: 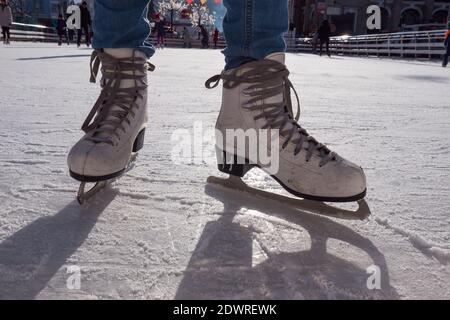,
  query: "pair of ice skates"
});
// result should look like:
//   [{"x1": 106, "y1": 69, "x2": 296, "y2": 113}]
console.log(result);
[{"x1": 68, "y1": 48, "x2": 366, "y2": 205}]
